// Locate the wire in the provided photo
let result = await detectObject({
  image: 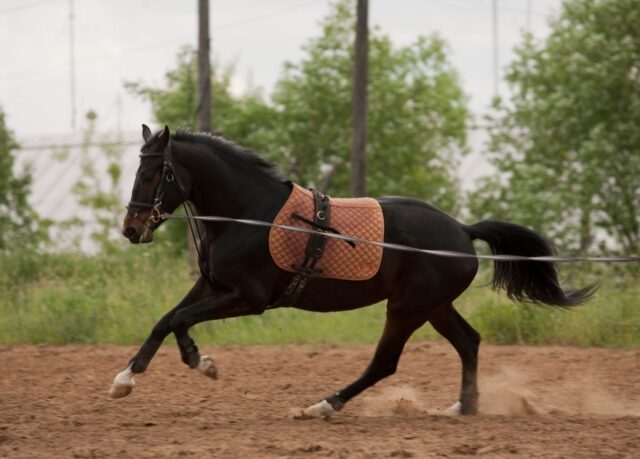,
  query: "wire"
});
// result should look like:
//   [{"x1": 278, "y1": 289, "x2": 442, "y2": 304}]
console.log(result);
[
  {"x1": 214, "y1": 0, "x2": 326, "y2": 31},
  {"x1": 0, "y1": 0, "x2": 60, "y2": 15},
  {"x1": 0, "y1": 0, "x2": 328, "y2": 80},
  {"x1": 163, "y1": 213, "x2": 640, "y2": 263},
  {"x1": 17, "y1": 140, "x2": 140, "y2": 152}
]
